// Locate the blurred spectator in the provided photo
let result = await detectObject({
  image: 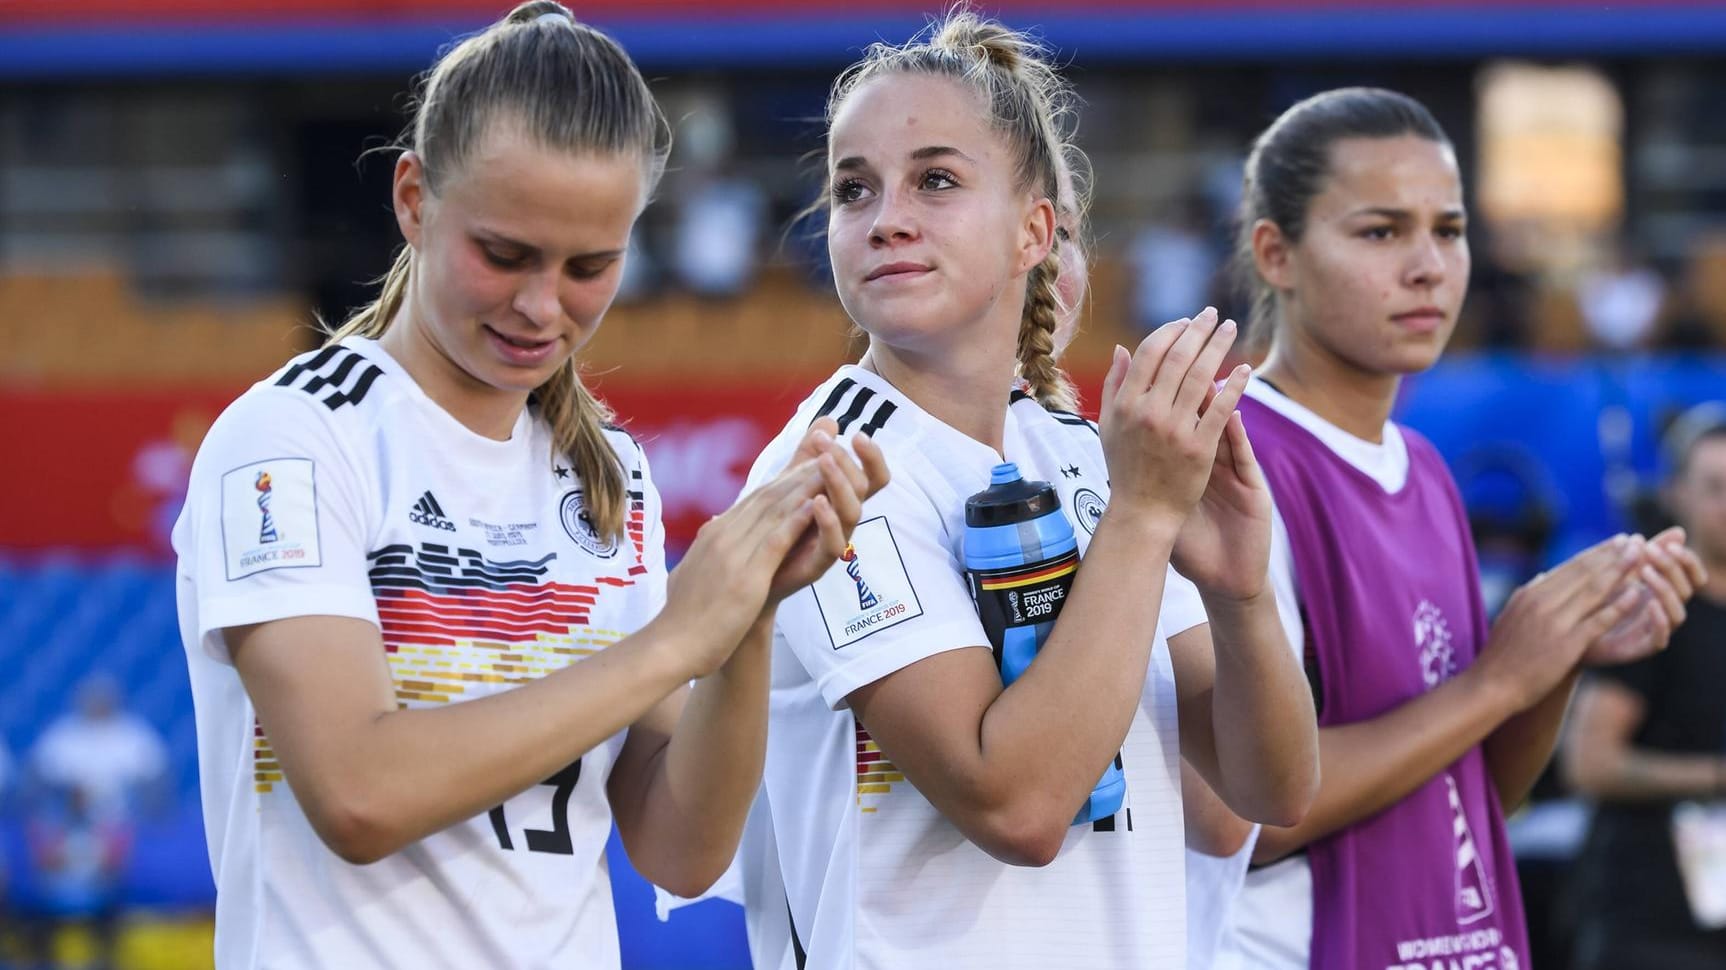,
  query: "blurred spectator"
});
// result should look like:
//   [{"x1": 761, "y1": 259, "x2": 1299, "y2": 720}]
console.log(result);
[
  {"x1": 1577, "y1": 244, "x2": 1666, "y2": 350},
  {"x1": 30, "y1": 675, "x2": 167, "y2": 822},
  {"x1": 672, "y1": 164, "x2": 767, "y2": 298},
  {"x1": 1562, "y1": 404, "x2": 1726, "y2": 969},
  {"x1": 1126, "y1": 199, "x2": 1217, "y2": 333},
  {"x1": 1460, "y1": 231, "x2": 1539, "y2": 348},
  {"x1": 20, "y1": 785, "x2": 131, "y2": 970}
]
